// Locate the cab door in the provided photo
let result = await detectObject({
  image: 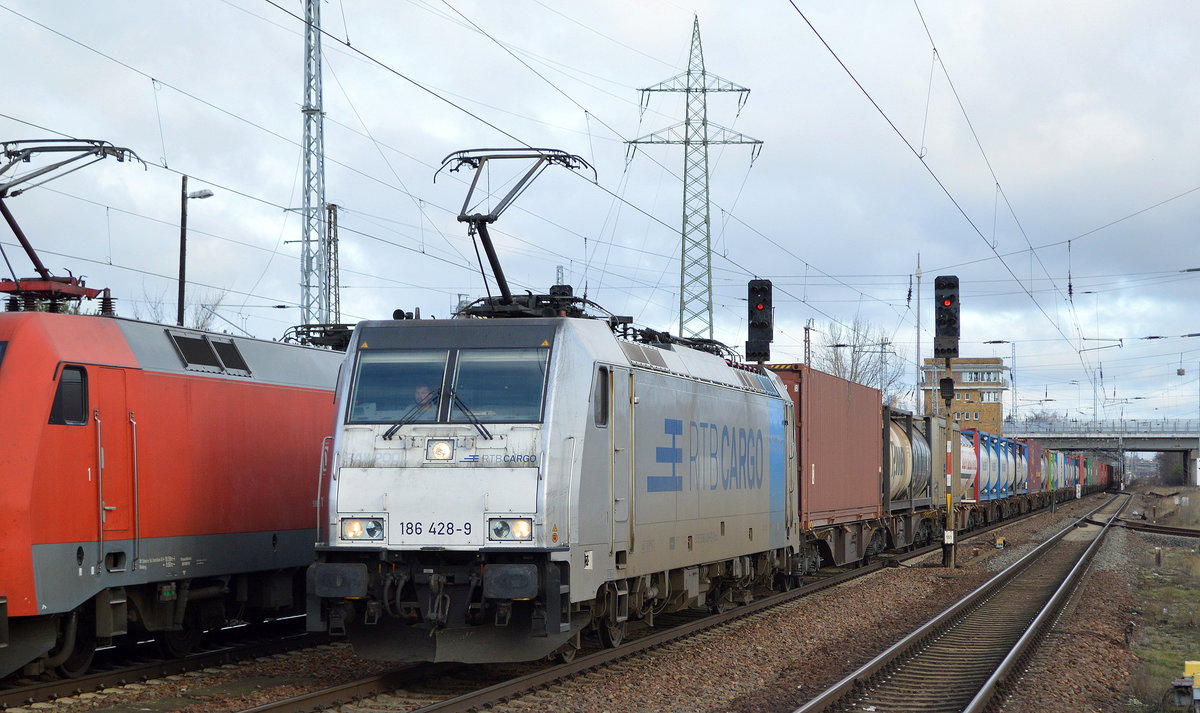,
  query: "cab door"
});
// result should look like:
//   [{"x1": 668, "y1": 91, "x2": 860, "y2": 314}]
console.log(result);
[
  {"x1": 610, "y1": 368, "x2": 633, "y2": 558},
  {"x1": 96, "y1": 367, "x2": 136, "y2": 541}
]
